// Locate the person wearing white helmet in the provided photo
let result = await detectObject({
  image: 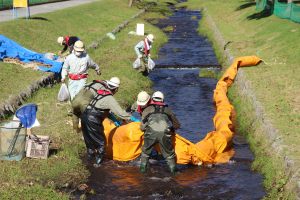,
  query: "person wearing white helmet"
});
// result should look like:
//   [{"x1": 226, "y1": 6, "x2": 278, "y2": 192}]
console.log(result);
[
  {"x1": 128, "y1": 91, "x2": 151, "y2": 115},
  {"x1": 79, "y1": 77, "x2": 133, "y2": 167},
  {"x1": 61, "y1": 40, "x2": 101, "y2": 100},
  {"x1": 57, "y1": 35, "x2": 80, "y2": 56},
  {"x1": 134, "y1": 33, "x2": 154, "y2": 75},
  {"x1": 139, "y1": 91, "x2": 180, "y2": 174}
]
